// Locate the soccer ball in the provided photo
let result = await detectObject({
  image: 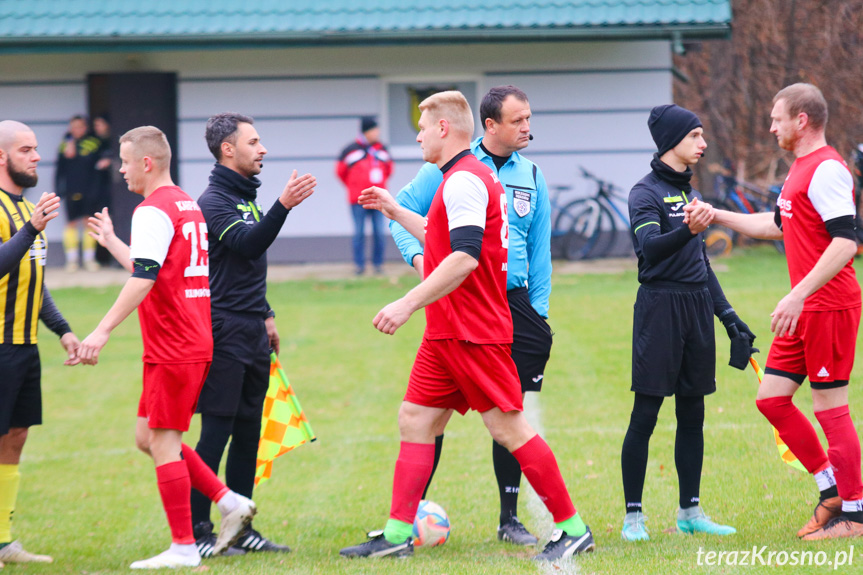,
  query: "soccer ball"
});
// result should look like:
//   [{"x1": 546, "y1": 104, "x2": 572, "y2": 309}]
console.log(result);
[{"x1": 412, "y1": 499, "x2": 450, "y2": 547}]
